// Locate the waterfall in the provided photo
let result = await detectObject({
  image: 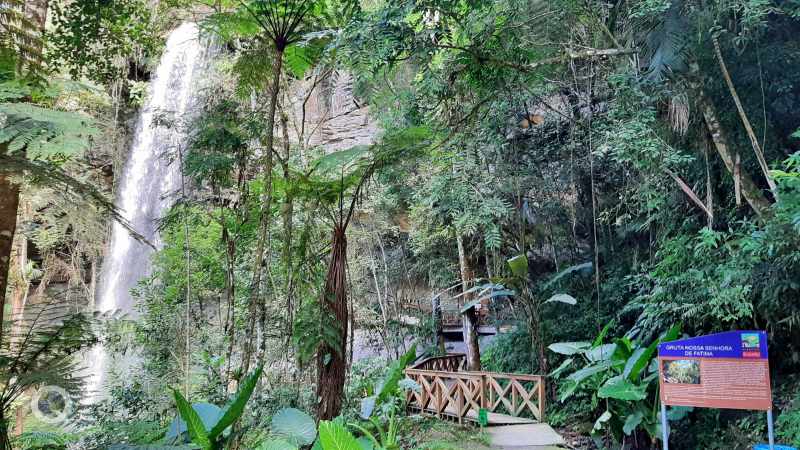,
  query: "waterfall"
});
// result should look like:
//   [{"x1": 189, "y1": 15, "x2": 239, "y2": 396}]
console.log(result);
[{"x1": 86, "y1": 22, "x2": 208, "y2": 398}]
